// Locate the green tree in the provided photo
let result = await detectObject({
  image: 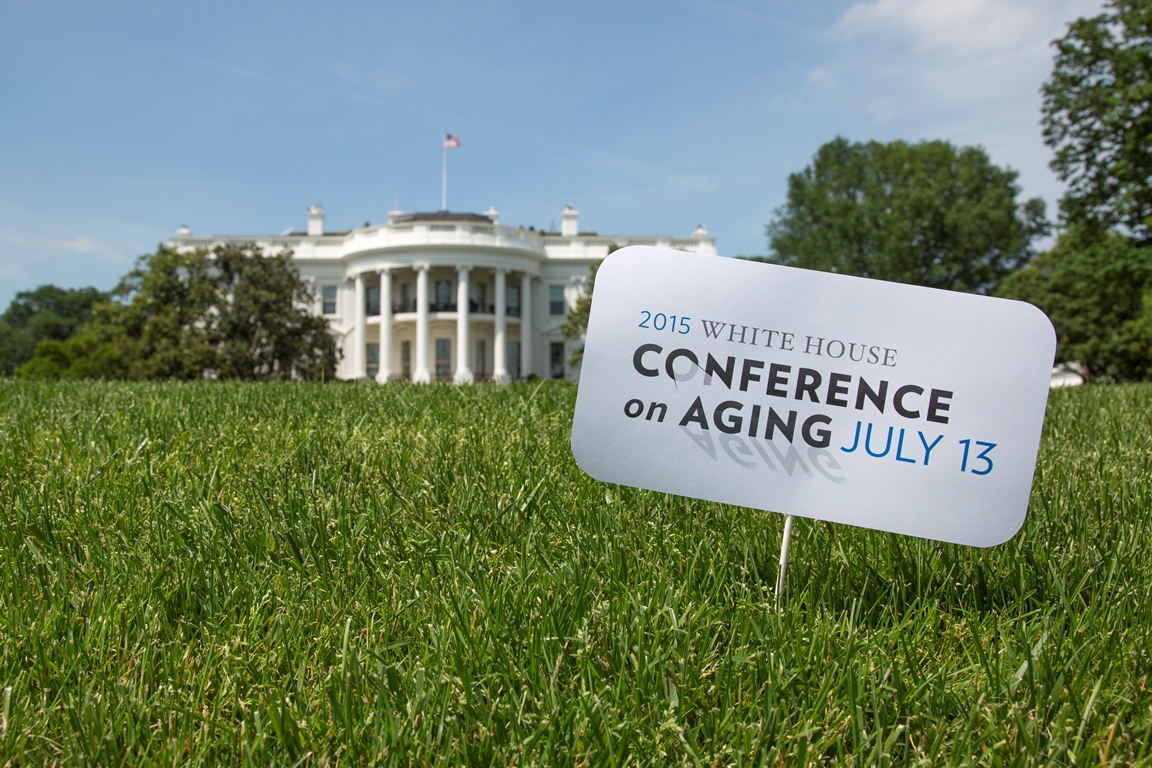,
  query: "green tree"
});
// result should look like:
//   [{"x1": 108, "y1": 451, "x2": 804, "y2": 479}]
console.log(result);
[
  {"x1": 15, "y1": 326, "x2": 126, "y2": 380},
  {"x1": 108, "y1": 245, "x2": 221, "y2": 380},
  {"x1": 1042, "y1": 0, "x2": 1152, "y2": 239},
  {"x1": 0, "y1": 320, "x2": 33, "y2": 377},
  {"x1": 211, "y1": 243, "x2": 338, "y2": 380},
  {"x1": 20, "y1": 243, "x2": 338, "y2": 381},
  {"x1": 560, "y1": 244, "x2": 619, "y2": 368},
  {"x1": 0, "y1": 284, "x2": 107, "y2": 374},
  {"x1": 761, "y1": 137, "x2": 1049, "y2": 294},
  {"x1": 997, "y1": 227, "x2": 1152, "y2": 381}
]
